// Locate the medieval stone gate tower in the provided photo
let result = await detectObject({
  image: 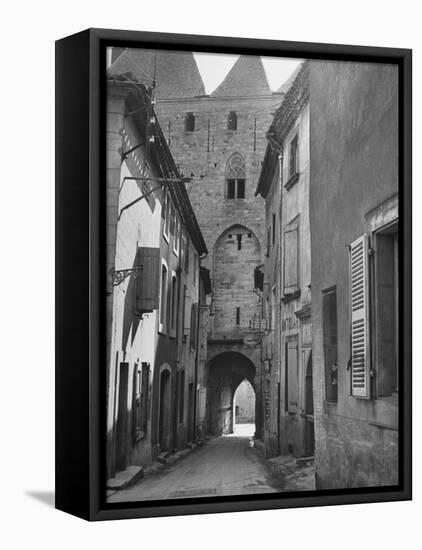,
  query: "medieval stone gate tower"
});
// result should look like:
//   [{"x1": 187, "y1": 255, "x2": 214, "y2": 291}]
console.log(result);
[{"x1": 110, "y1": 49, "x2": 283, "y2": 438}]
